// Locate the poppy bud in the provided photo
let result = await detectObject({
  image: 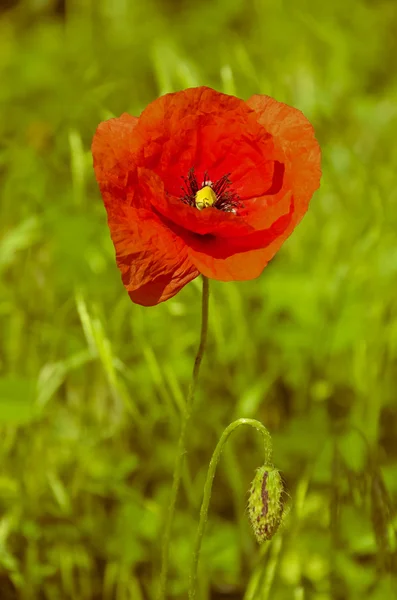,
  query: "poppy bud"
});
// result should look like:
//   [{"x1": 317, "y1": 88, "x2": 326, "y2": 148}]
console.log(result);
[{"x1": 248, "y1": 465, "x2": 285, "y2": 544}]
